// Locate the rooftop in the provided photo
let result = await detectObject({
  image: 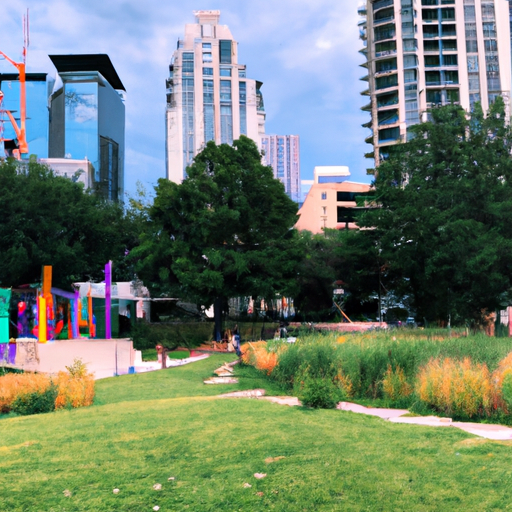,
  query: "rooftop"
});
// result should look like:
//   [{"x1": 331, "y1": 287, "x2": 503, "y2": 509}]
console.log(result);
[{"x1": 48, "y1": 54, "x2": 125, "y2": 91}]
